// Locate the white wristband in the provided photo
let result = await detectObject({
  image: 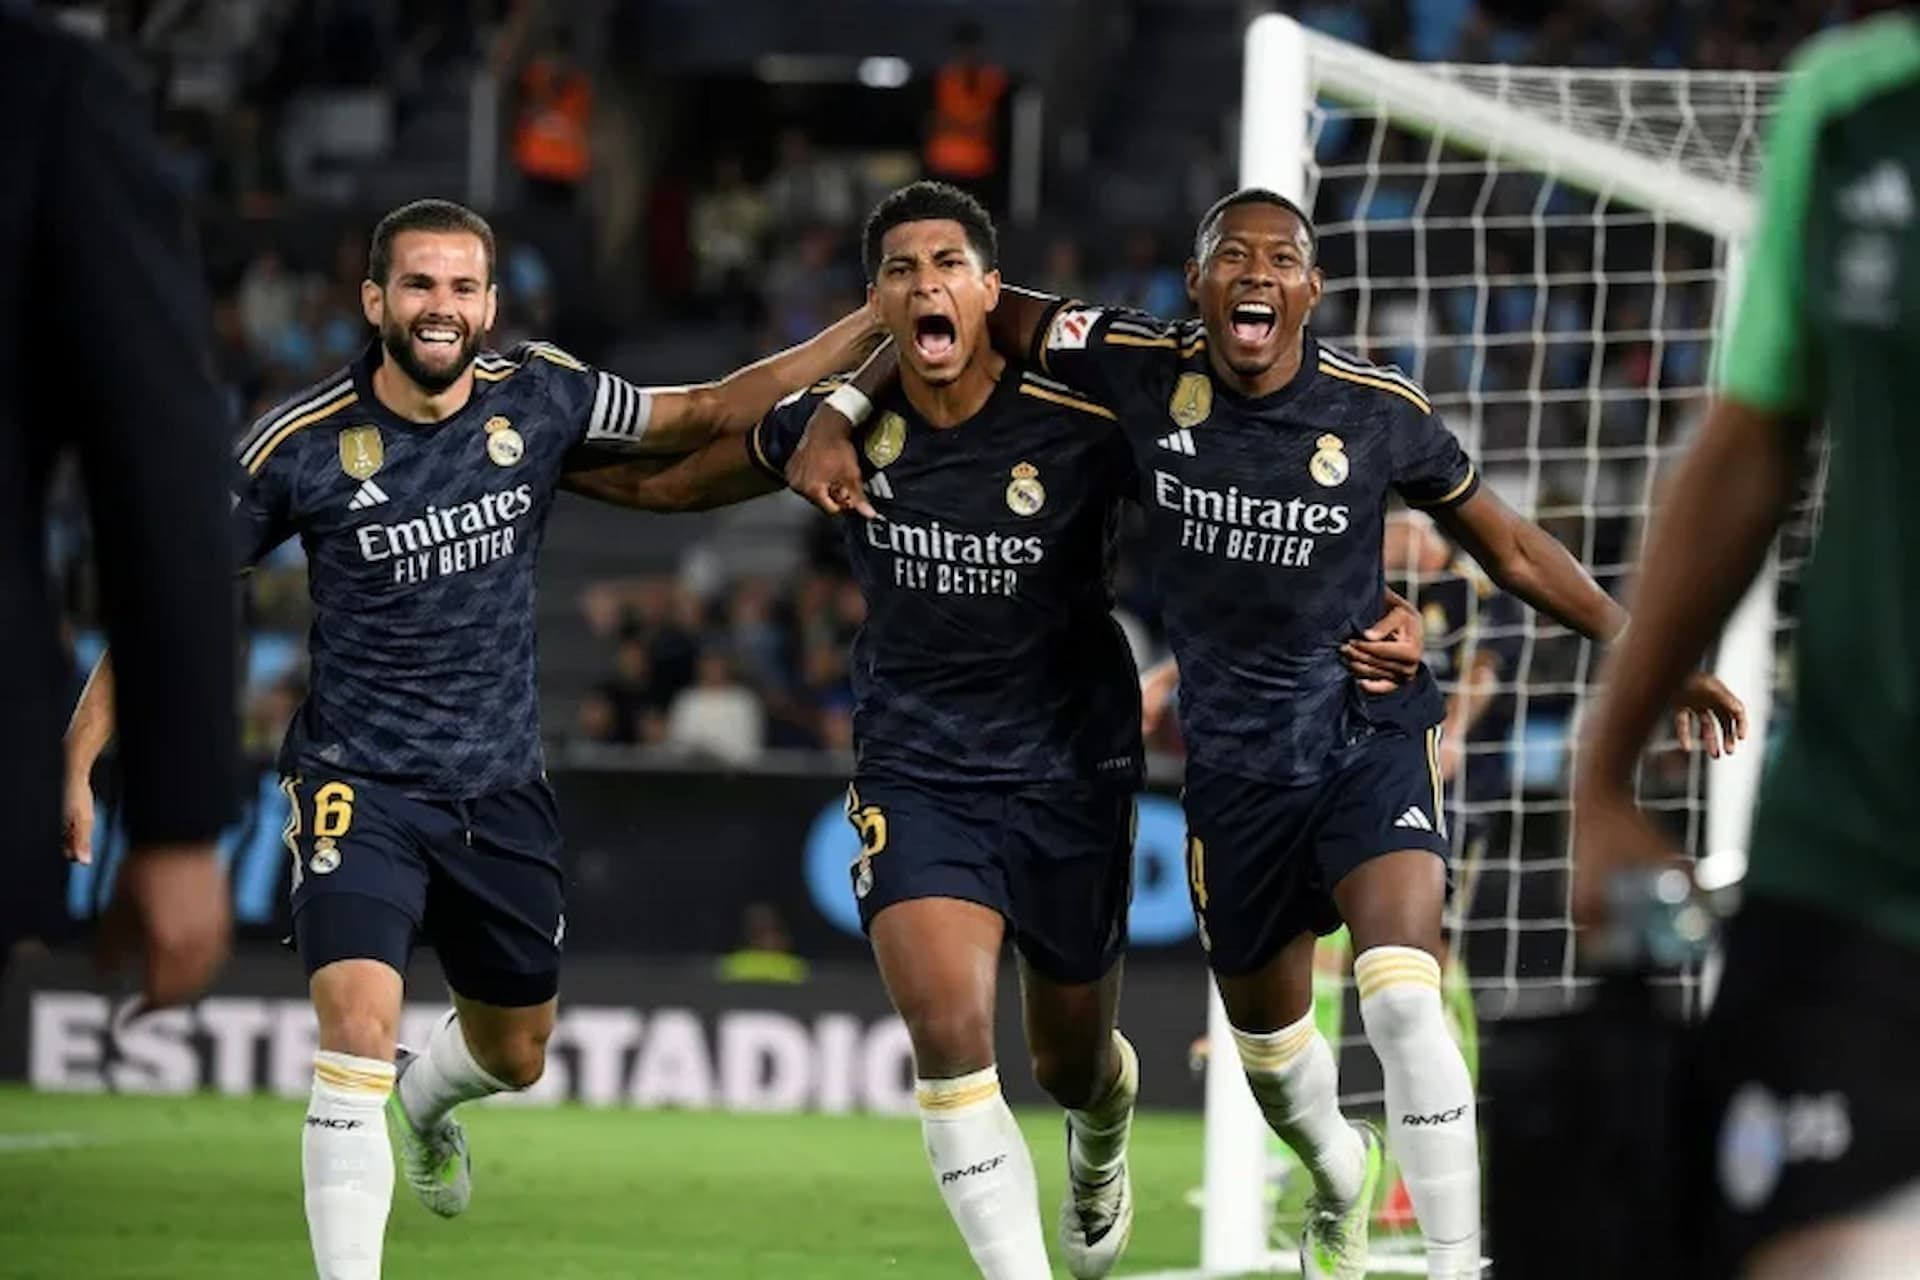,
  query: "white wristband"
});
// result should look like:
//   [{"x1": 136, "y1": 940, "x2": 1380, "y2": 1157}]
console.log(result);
[{"x1": 825, "y1": 383, "x2": 874, "y2": 425}]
